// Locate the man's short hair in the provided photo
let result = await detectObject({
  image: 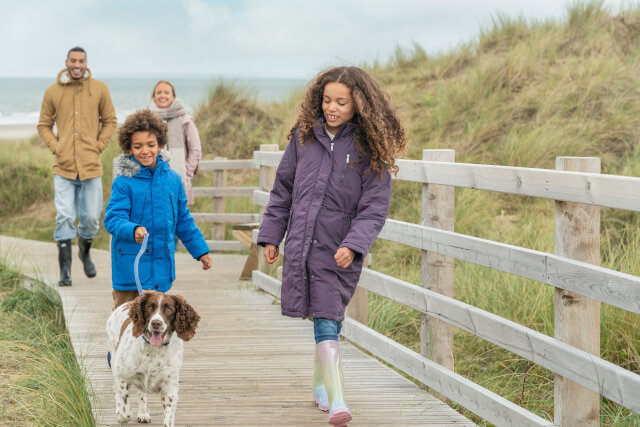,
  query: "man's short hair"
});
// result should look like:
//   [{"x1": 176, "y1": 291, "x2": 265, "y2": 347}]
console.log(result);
[{"x1": 67, "y1": 46, "x2": 87, "y2": 59}]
